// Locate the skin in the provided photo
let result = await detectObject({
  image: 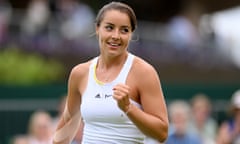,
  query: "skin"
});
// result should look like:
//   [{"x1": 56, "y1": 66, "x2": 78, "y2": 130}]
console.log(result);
[
  {"x1": 216, "y1": 109, "x2": 240, "y2": 144},
  {"x1": 191, "y1": 95, "x2": 211, "y2": 129},
  {"x1": 29, "y1": 111, "x2": 53, "y2": 143},
  {"x1": 55, "y1": 9, "x2": 168, "y2": 143}
]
